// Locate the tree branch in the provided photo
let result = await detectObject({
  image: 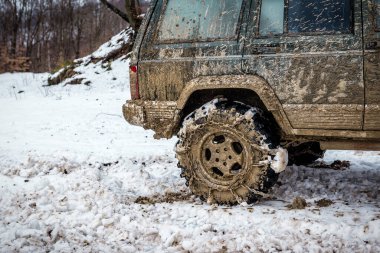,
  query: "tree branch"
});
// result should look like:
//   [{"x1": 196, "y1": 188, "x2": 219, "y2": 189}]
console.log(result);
[{"x1": 99, "y1": 0, "x2": 130, "y2": 24}]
